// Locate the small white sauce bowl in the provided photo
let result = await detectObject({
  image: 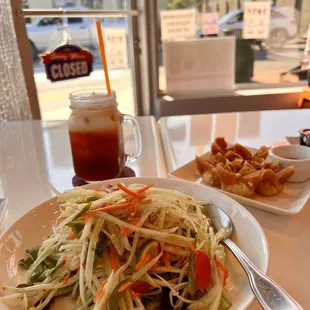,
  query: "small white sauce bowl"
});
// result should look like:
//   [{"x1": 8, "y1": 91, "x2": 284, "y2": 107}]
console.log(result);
[{"x1": 269, "y1": 145, "x2": 310, "y2": 183}]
